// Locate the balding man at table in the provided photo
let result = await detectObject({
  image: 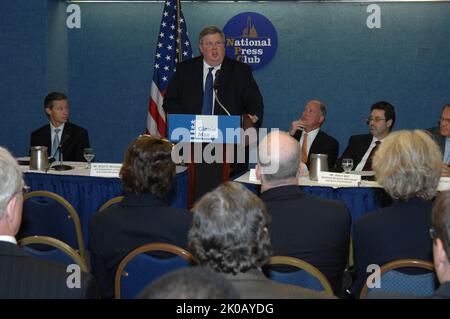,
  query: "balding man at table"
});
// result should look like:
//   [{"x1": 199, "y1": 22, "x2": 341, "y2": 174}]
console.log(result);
[{"x1": 289, "y1": 100, "x2": 339, "y2": 169}]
